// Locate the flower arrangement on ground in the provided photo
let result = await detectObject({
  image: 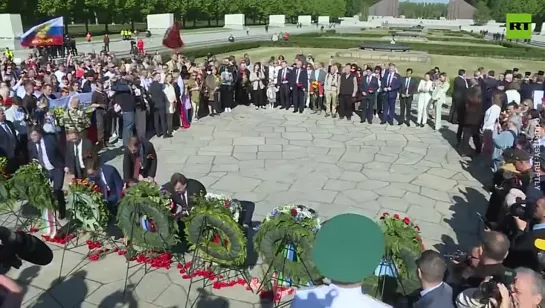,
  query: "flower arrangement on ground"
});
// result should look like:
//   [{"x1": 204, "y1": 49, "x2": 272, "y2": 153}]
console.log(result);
[
  {"x1": 9, "y1": 162, "x2": 56, "y2": 211},
  {"x1": 362, "y1": 212, "x2": 423, "y2": 302},
  {"x1": 67, "y1": 178, "x2": 110, "y2": 232},
  {"x1": 117, "y1": 182, "x2": 179, "y2": 251},
  {"x1": 0, "y1": 157, "x2": 12, "y2": 205},
  {"x1": 184, "y1": 193, "x2": 246, "y2": 267},
  {"x1": 254, "y1": 205, "x2": 322, "y2": 287}
]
